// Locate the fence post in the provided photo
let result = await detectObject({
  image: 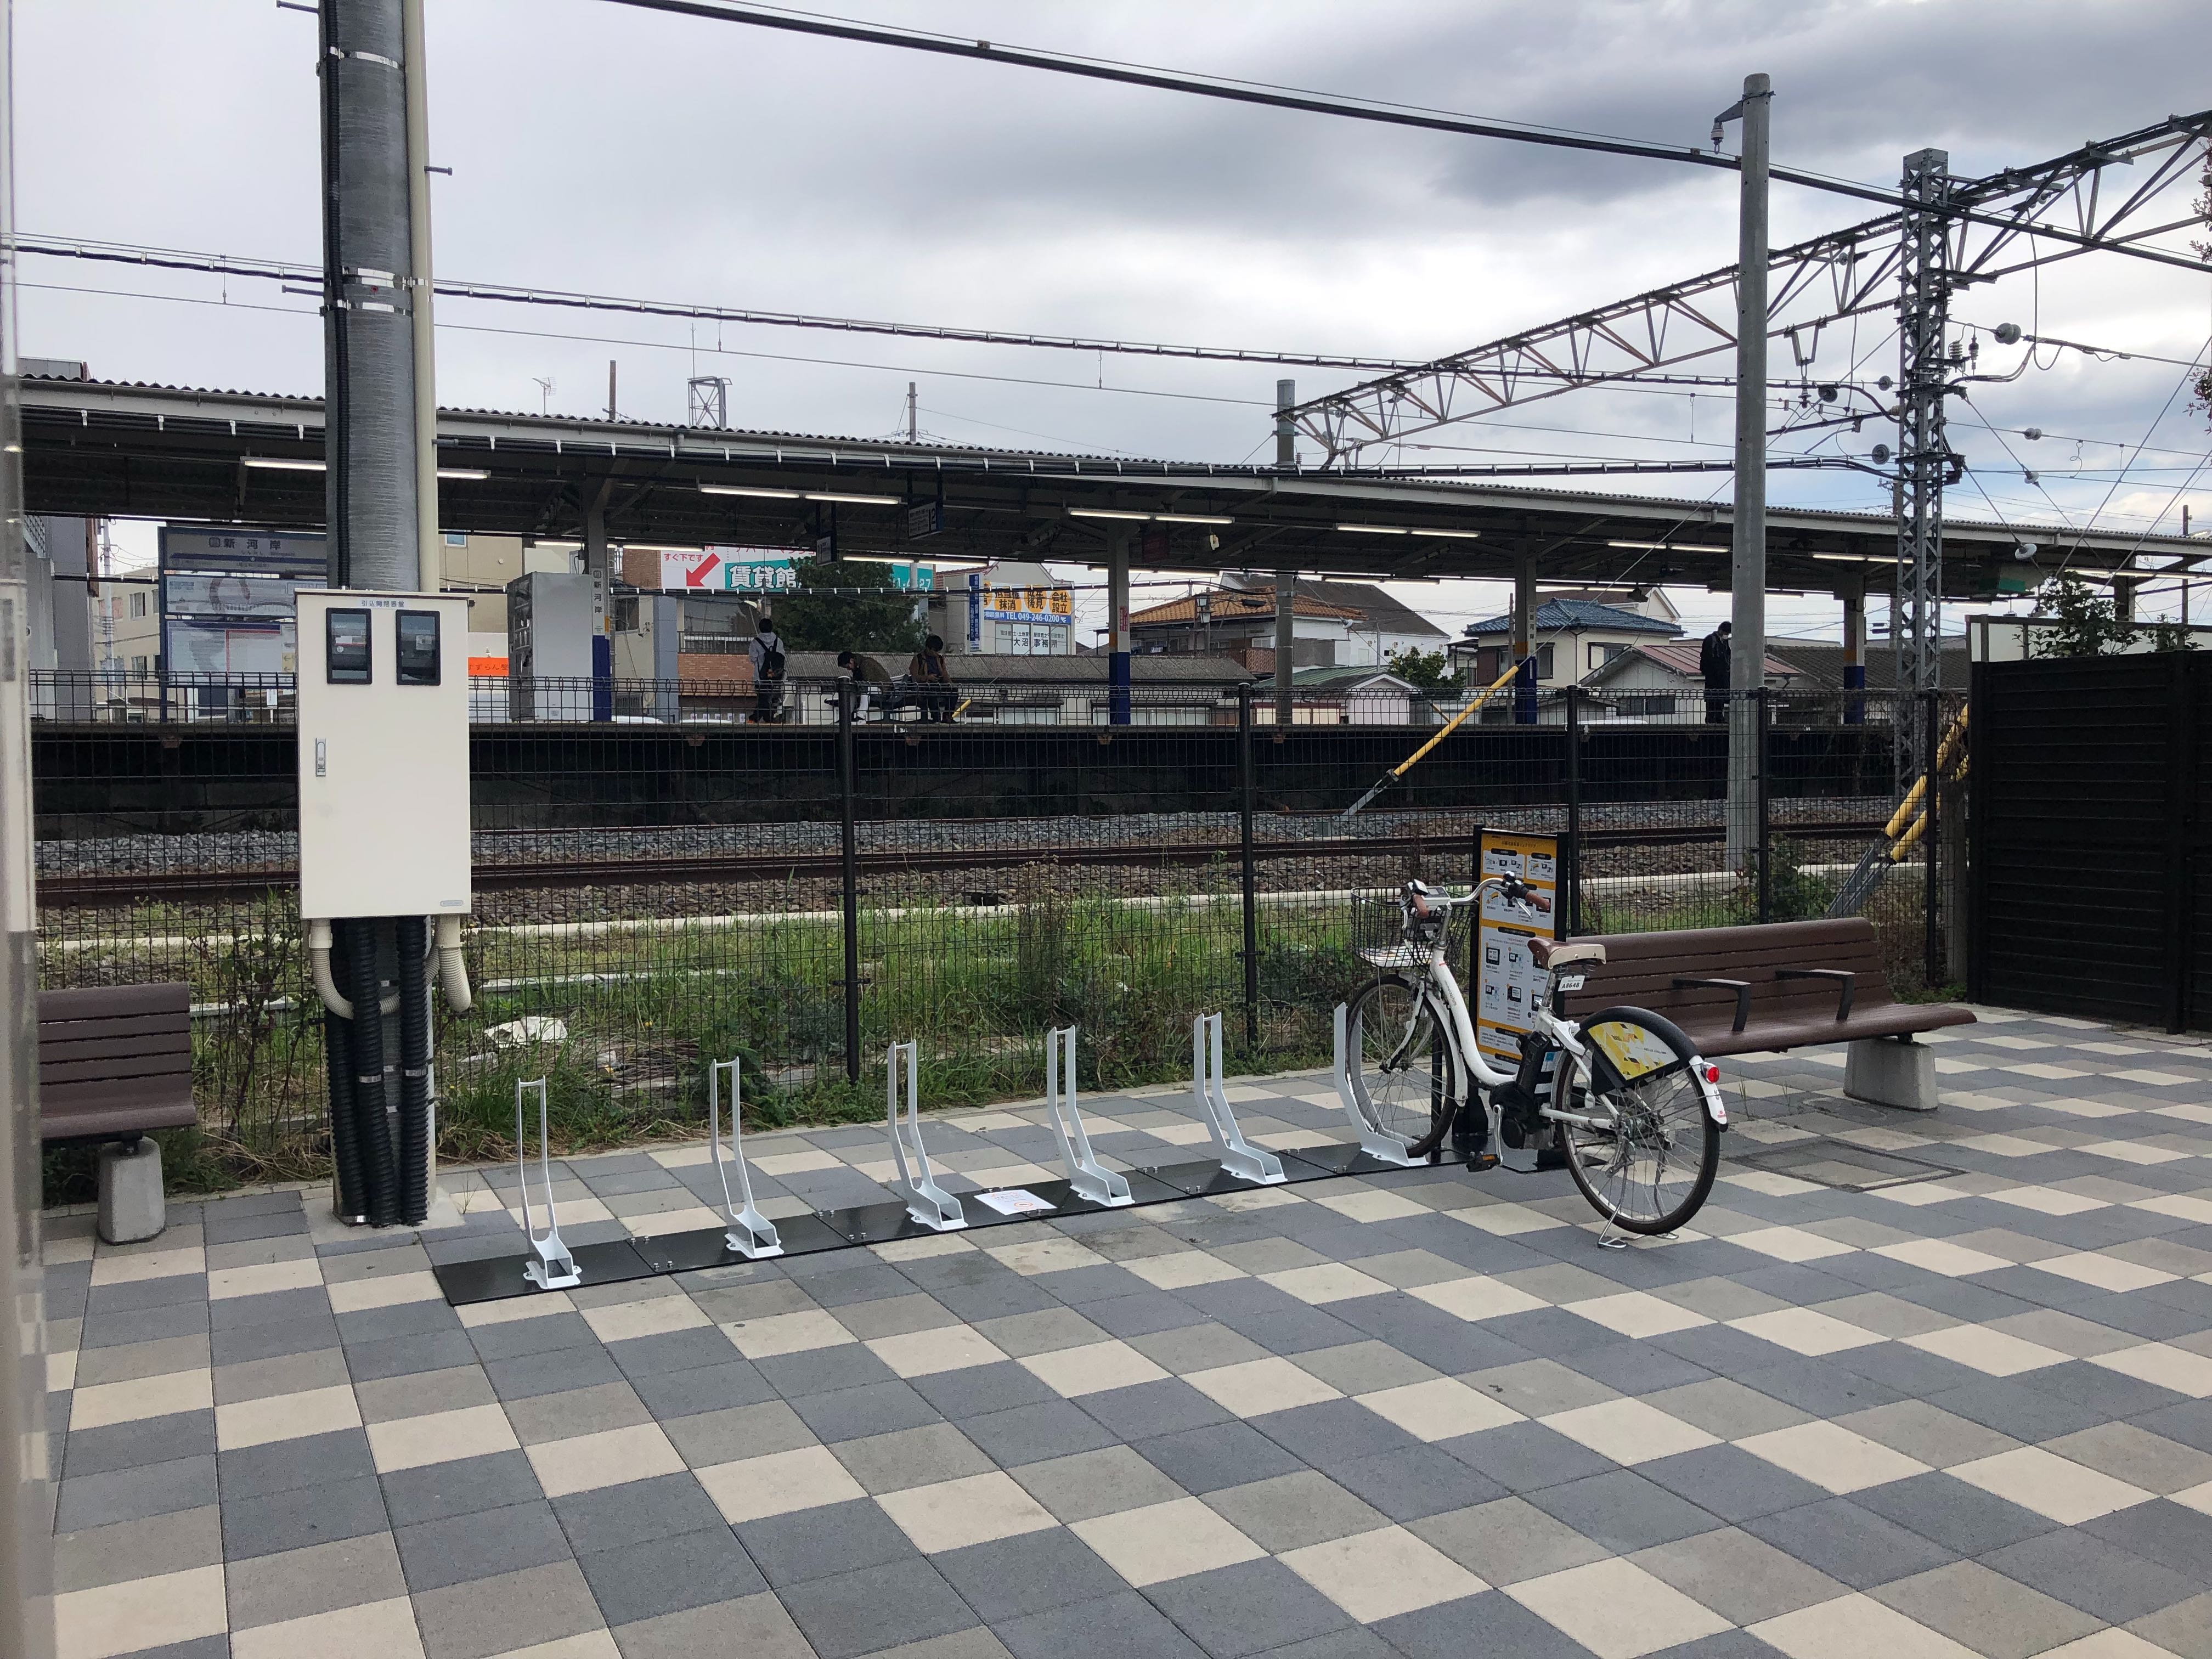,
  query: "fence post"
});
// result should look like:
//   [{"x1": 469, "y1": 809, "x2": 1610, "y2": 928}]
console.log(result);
[
  {"x1": 839, "y1": 679, "x2": 861, "y2": 1084},
  {"x1": 1756, "y1": 687, "x2": 1772, "y2": 925},
  {"x1": 1238, "y1": 685, "x2": 1260, "y2": 1052},
  {"x1": 1922, "y1": 687, "x2": 1941, "y2": 988},
  {"x1": 1564, "y1": 685, "x2": 1582, "y2": 935}
]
